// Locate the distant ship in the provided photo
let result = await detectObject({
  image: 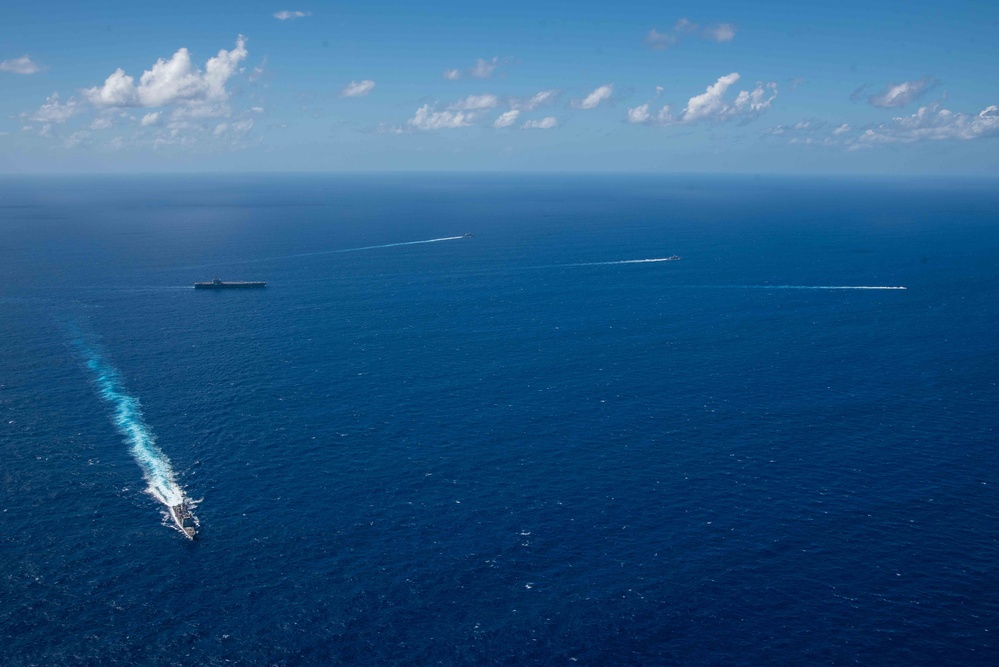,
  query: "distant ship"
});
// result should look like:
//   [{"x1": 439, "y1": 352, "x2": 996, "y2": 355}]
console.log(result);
[
  {"x1": 462, "y1": 233, "x2": 473, "y2": 238},
  {"x1": 170, "y1": 502, "x2": 197, "y2": 539},
  {"x1": 194, "y1": 278, "x2": 266, "y2": 289}
]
